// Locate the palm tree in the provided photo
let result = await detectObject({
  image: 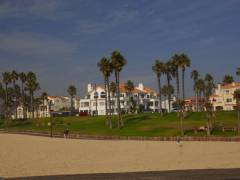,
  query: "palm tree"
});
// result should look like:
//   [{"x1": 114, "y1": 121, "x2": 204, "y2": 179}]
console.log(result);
[
  {"x1": 0, "y1": 82, "x2": 5, "y2": 116},
  {"x1": 25, "y1": 72, "x2": 40, "y2": 118},
  {"x1": 223, "y1": 74, "x2": 234, "y2": 84},
  {"x1": 67, "y1": 85, "x2": 77, "y2": 116},
  {"x1": 194, "y1": 79, "x2": 205, "y2": 111},
  {"x1": 152, "y1": 60, "x2": 164, "y2": 115},
  {"x1": 97, "y1": 57, "x2": 113, "y2": 128},
  {"x1": 191, "y1": 69, "x2": 199, "y2": 112},
  {"x1": 234, "y1": 89, "x2": 240, "y2": 134},
  {"x1": 171, "y1": 54, "x2": 181, "y2": 103},
  {"x1": 11, "y1": 70, "x2": 18, "y2": 119},
  {"x1": 205, "y1": 102, "x2": 213, "y2": 136},
  {"x1": 204, "y1": 73, "x2": 214, "y2": 101},
  {"x1": 41, "y1": 92, "x2": 48, "y2": 118},
  {"x1": 161, "y1": 85, "x2": 168, "y2": 112},
  {"x1": 34, "y1": 97, "x2": 42, "y2": 118},
  {"x1": 164, "y1": 84, "x2": 174, "y2": 112},
  {"x1": 19, "y1": 72, "x2": 27, "y2": 118},
  {"x1": 124, "y1": 80, "x2": 134, "y2": 113},
  {"x1": 178, "y1": 53, "x2": 190, "y2": 100},
  {"x1": 111, "y1": 50, "x2": 127, "y2": 128},
  {"x1": 110, "y1": 81, "x2": 117, "y2": 114},
  {"x1": 236, "y1": 67, "x2": 240, "y2": 81},
  {"x1": 163, "y1": 60, "x2": 174, "y2": 112},
  {"x1": 2, "y1": 72, "x2": 12, "y2": 118},
  {"x1": 178, "y1": 100, "x2": 185, "y2": 136}
]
